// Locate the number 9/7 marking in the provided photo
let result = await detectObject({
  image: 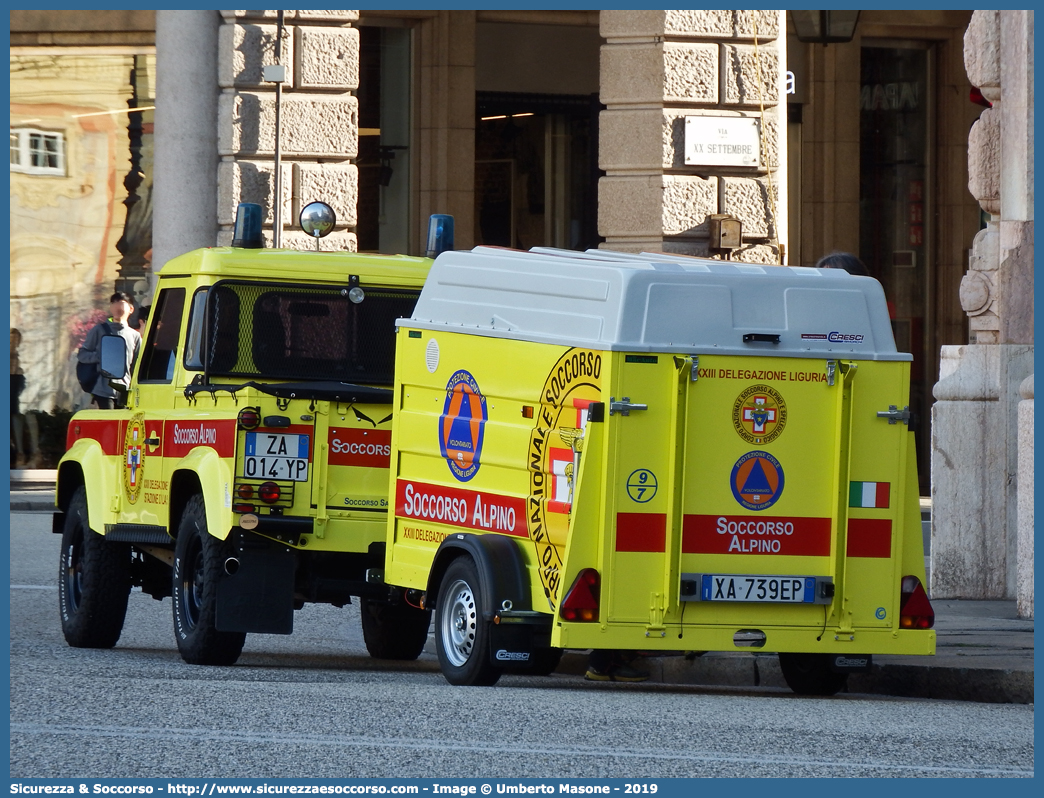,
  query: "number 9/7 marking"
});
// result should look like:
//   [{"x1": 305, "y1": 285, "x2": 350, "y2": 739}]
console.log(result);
[{"x1": 626, "y1": 468, "x2": 658, "y2": 503}]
